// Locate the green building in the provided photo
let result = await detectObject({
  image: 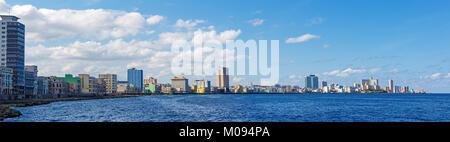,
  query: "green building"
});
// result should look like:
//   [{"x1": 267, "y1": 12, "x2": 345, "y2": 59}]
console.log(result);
[
  {"x1": 144, "y1": 83, "x2": 157, "y2": 93},
  {"x1": 55, "y1": 74, "x2": 81, "y2": 94}
]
